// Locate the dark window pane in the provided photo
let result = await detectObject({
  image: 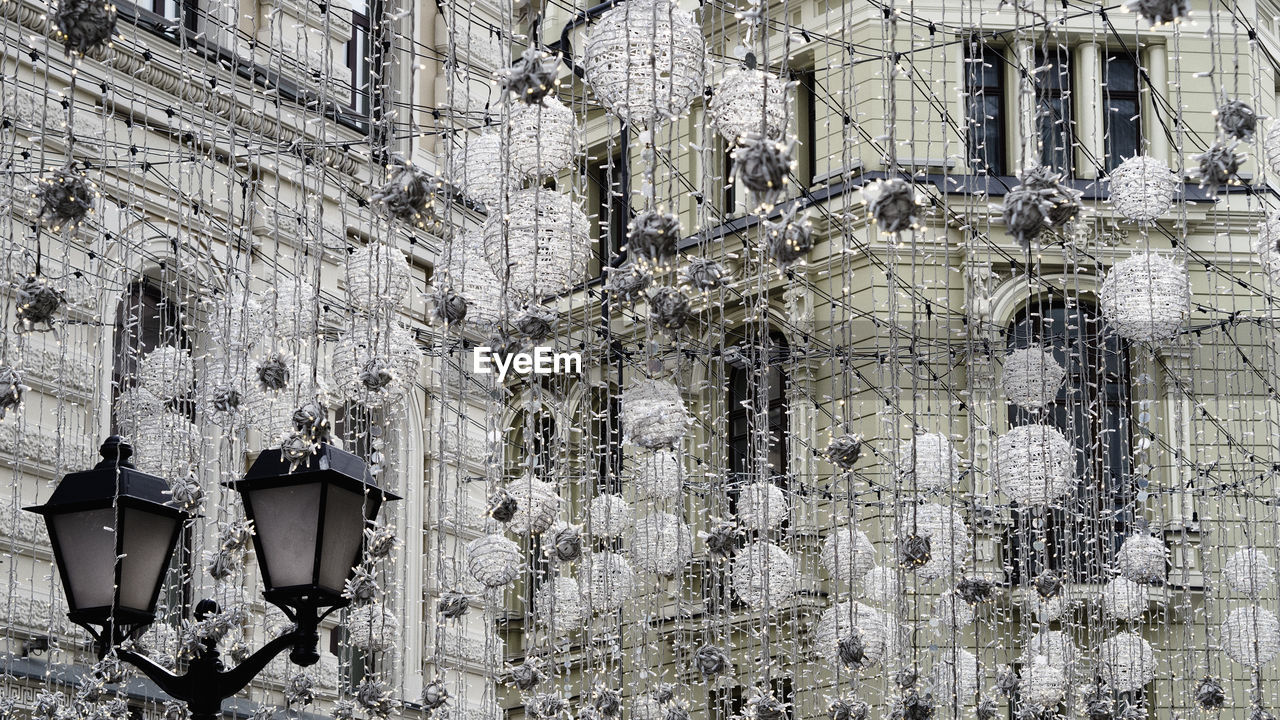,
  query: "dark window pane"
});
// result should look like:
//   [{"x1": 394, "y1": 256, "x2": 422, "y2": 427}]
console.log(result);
[
  {"x1": 1106, "y1": 99, "x2": 1141, "y2": 168},
  {"x1": 1106, "y1": 54, "x2": 1139, "y2": 93},
  {"x1": 966, "y1": 48, "x2": 1006, "y2": 176},
  {"x1": 1038, "y1": 97, "x2": 1072, "y2": 171}
]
